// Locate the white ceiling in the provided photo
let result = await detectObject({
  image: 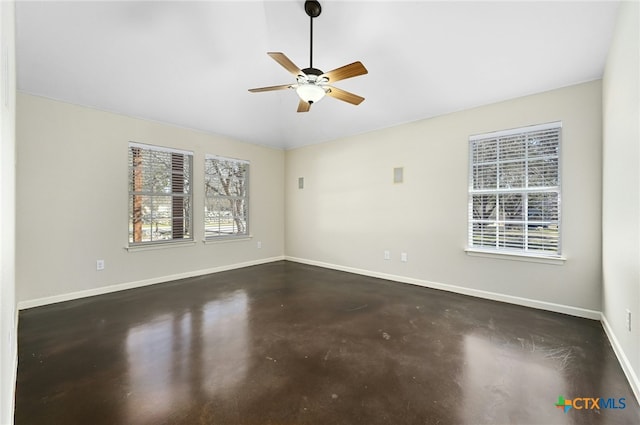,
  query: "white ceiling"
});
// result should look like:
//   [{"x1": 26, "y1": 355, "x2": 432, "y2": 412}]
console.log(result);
[{"x1": 16, "y1": 1, "x2": 619, "y2": 150}]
